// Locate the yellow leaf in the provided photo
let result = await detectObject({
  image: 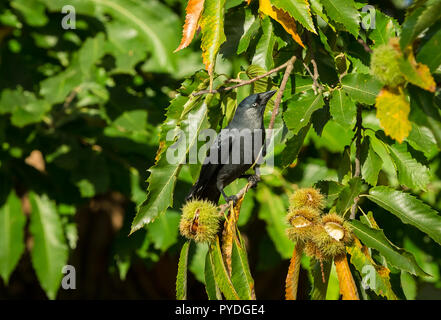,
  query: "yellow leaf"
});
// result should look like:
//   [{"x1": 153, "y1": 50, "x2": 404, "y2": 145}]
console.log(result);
[
  {"x1": 174, "y1": 0, "x2": 205, "y2": 52},
  {"x1": 259, "y1": 0, "x2": 305, "y2": 48},
  {"x1": 375, "y1": 88, "x2": 411, "y2": 143},
  {"x1": 414, "y1": 62, "x2": 436, "y2": 92},
  {"x1": 334, "y1": 254, "x2": 359, "y2": 300}
]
